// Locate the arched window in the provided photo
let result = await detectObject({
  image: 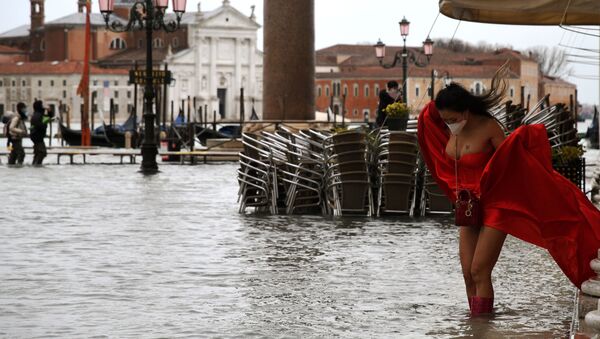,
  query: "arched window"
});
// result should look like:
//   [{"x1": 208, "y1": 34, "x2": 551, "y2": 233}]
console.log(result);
[
  {"x1": 317, "y1": 86, "x2": 322, "y2": 97},
  {"x1": 415, "y1": 85, "x2": 420, "y2": 97},
  {"x1": 375, "y1": 84, "x2": 380, "y2": 95},
  {"x1": 153, "y1": 38, "x2": 165, "y2": 49},
  {"x1": 110, "y1": 37, "x2": 127, "y2": 50},
  {"x1": 475, "y1": 82, "x2": 482, "y2": 95},
  {"x1": 325, "y1": 86, "x2": 330, "y2": 97},
  {"x1": 364, "y1": 85, "x2": 370, "y2": 97},
  {"x1": 172, "y1": 37, "x2": 179, "y2": 48},
  {"x1": 343, "y1": 85, "x2": 348, "y2": 97},
  {"x1": 40, "y1": 39, "x2": 46, "y2": 51},
  {"x1": 509, "y1": 87, "x2": 515, "y2": 98},
  {"x1": 353, "y1": 84, "x2": 359, "y2": 97}
]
